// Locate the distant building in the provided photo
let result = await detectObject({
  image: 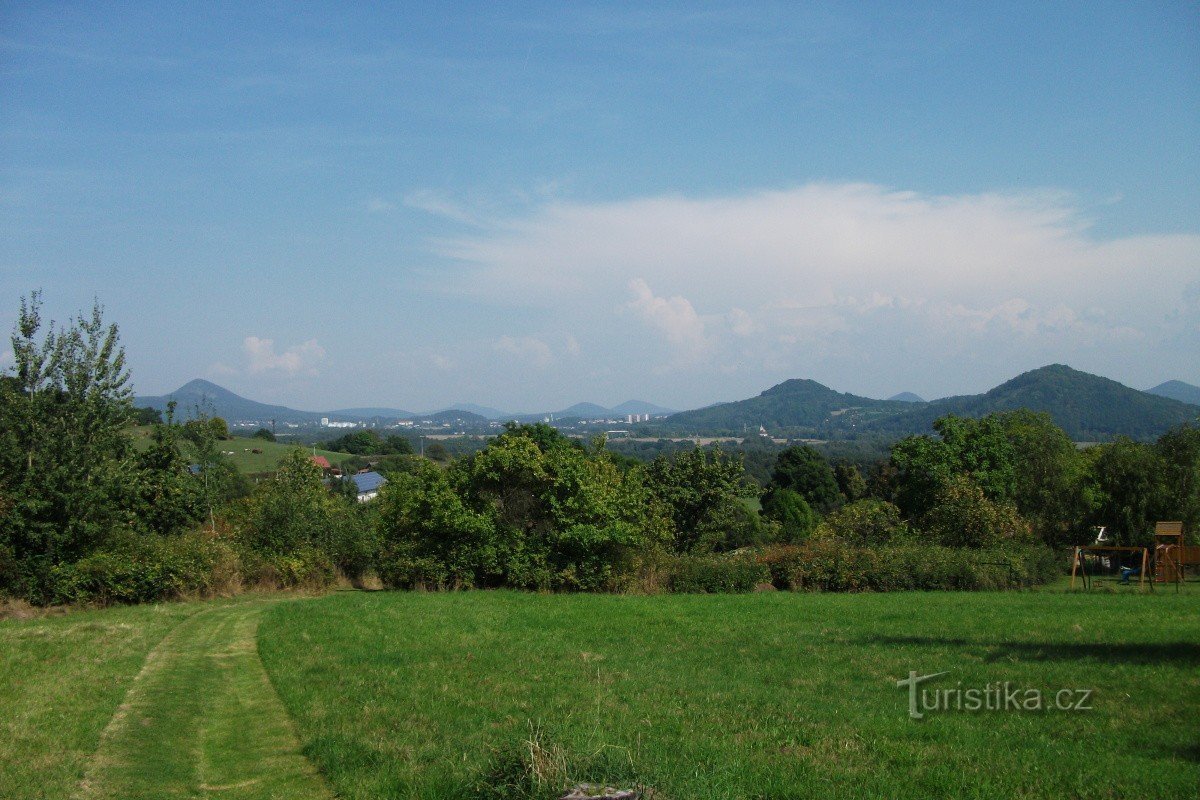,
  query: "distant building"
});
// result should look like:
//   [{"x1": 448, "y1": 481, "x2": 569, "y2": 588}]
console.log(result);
[{"x1": 348, "y1": 471, "x2": 386, "y2": 503}]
